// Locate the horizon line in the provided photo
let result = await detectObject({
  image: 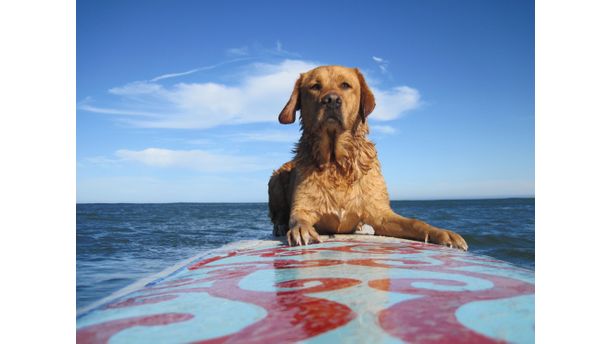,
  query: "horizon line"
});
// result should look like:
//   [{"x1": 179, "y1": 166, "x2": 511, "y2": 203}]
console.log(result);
[{"x1": 77, "y1": 196, "x2": 535, "y2": 205}]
